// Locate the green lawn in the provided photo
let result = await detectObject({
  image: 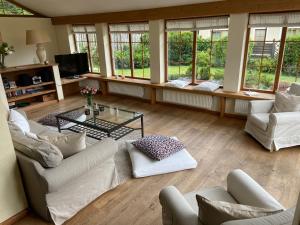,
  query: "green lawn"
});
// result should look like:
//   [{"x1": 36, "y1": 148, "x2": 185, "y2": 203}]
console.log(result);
[{"x1": 112, "y1": 66, "x2": 299, "y2": 89}]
